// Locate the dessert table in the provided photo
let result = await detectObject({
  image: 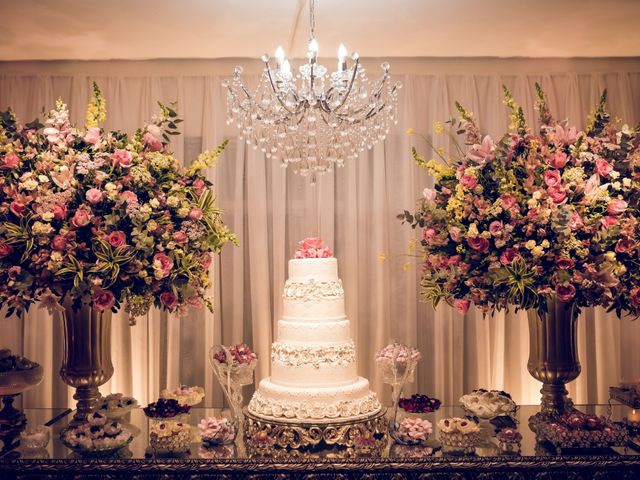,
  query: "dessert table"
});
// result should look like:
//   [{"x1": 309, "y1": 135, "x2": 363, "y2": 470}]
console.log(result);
[{"x1": 1, "y1": 404, "x2": 639, "y2": 479}]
